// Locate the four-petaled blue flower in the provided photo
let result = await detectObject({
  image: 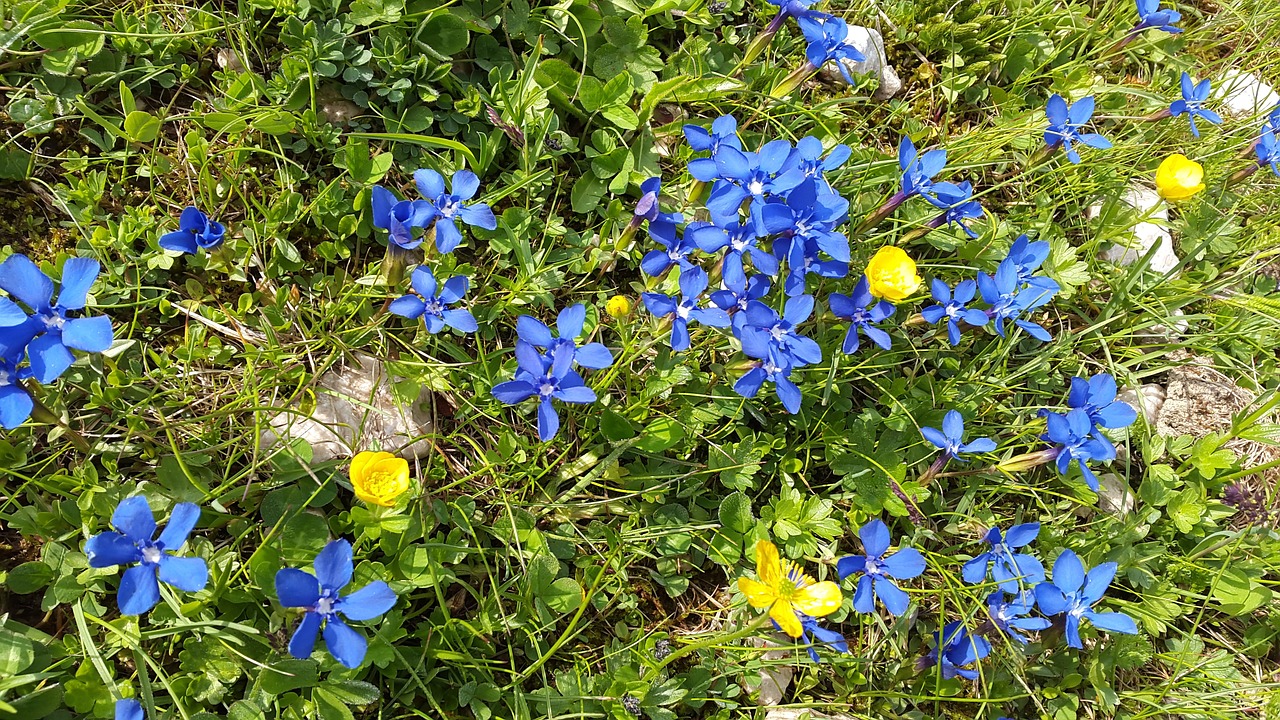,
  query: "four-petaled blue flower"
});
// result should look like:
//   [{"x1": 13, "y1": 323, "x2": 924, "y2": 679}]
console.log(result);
[
  {"x1": 370, "y1": 185, "x2": 433, "y2": 250},
  {"x1": 0, "y1": 255, "x2": 114, "y2": 383},
  {"x1": 1034, "y1": 549, "x2": 1138, "y2": 649},
  {"x1": 414, "y1": 169, "x2": 498, "y2": 253},
  {"x1": 921, "y1": 279, "x2": 989, "y2": 346},
  {"x1": 921, "y1": 410, "x2": 997, "y2": 461},
  {"x1": 276, "y1": 539, "x2": 398, "y2": 668},
  {"x1": 986, "y1": 590, "x2": 1052, "y2": 645},
  {"x1": 734, "y1": 350, "x2": 803, "y2": 414},
  {"x1": 923, "y1": 620, "x2": 991, "y2": 680},
  {"x1": 926, "y1": 181, "x2": 984, "y2": 238},
  {"x1": 1170, "y1": 72, "x2": 1221, "y2": 138},
  {"x1": 797, "y1": 14, "x2": 866, "y2": 83},
  {"x1": 0, "y1": 324, "x2": 36, "y2": 429},
  {"x1": 837, "y1": 519, "x2": 925, "y2": 616},
  {"x1": 641, "y1": 267, "x2": 731, "y2": 351},
  {"x1": 1041, "y1": 408, "x2": 1117, "y2": 491},
  {"x1": 85, "y1": 496, "x2": 208, "y2": 616},
  {"x1": 491, "y1": 341, "x2": 598, "y2": 441},
  {"x1": 962, "y1": 523, "x2": 1045, "y2": 592},
  {"x1": 828, "y1": 276, "x2": 894, "y2": 354},
  {"x1": 516, "y1": 304, "x2": 614, "y2": 370},
  {"x1": 1134, "y1": 0, "x2": 1182, "y2": 34},
  {"x1": 116, "y1": 699, "x2": 144, "y2": 720},
  {"x1": 388, "y1": 267, "x2": 478, "y2": 334},
  {"x1": 159, "y1": 206, "x2": 225, "y2": 255},
  {"x1": 1044, "y1": 95, "x2": 1112, "y2": 164}
]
